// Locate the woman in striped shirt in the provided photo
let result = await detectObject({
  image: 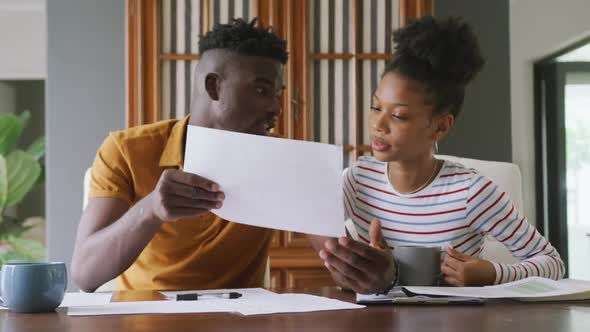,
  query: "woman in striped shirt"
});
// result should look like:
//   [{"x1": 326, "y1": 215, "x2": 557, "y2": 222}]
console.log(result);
[{"x1": 312, "y1": 16, "x2": 564, "y2": 294}]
